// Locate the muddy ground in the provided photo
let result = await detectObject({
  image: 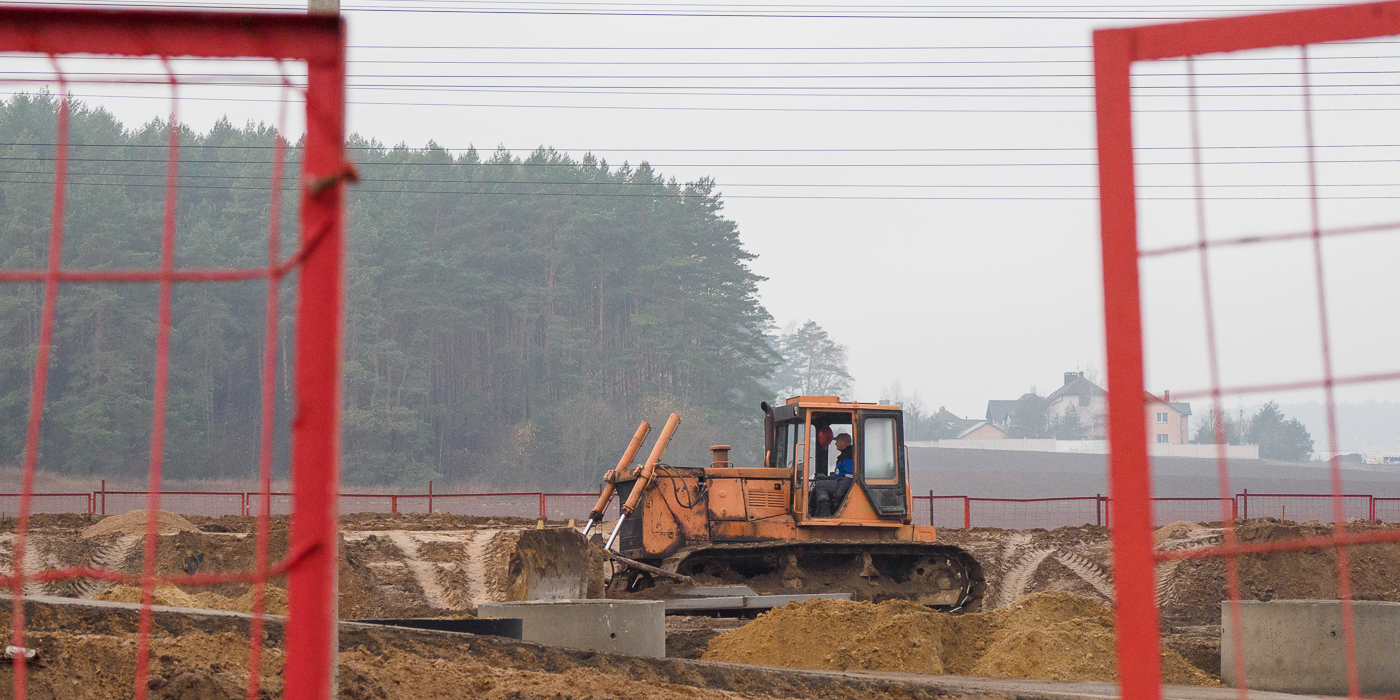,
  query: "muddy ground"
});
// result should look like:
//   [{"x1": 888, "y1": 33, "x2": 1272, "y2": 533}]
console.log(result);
[
  {"x1": 3, "y1": 513, "x2": 1399, "y2": 696},
  {"x1": 663, "y1": 518, "x2": 1400, "y2": 677},
  {"x1": 0, "y1": 511, "x2": 597, "y2": 619}
]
